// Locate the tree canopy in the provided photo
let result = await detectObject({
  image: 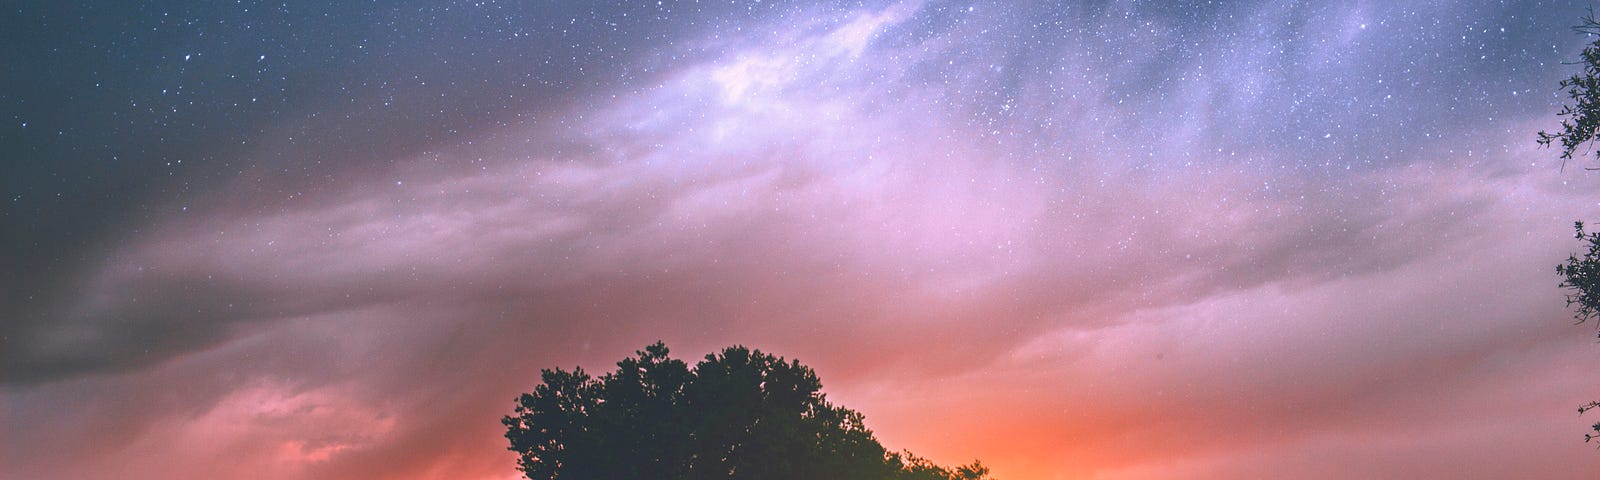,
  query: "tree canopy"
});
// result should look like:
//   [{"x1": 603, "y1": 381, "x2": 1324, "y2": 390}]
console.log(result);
[{"x1": 503, "y1": 342, "x2": 993, "y2": 480}]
